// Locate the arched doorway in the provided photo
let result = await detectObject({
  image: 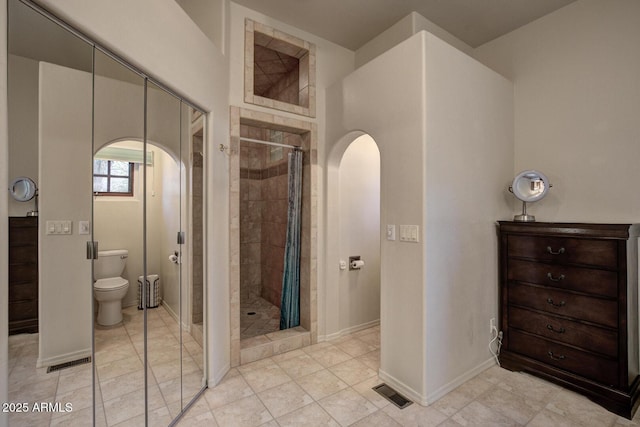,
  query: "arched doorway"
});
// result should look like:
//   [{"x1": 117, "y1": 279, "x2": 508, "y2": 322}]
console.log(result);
[{"x1": 325, "y1": 133, "x2": 381, "y2": 338}]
